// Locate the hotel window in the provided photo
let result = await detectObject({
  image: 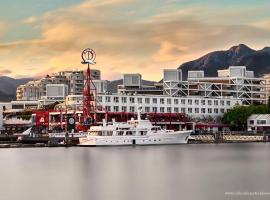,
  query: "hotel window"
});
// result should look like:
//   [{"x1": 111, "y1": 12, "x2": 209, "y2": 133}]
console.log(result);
[
  {"x1": 214, "y1": 100, "x2": 218, "y2": 106},
  {"x1": 257, "y1": 120, "x2": 266, "y2": 124},
  {"x1": 113, "y1": 106, "x2": 119, "y2": 112},
  {"x1": 122, "y1": 106, "x2": 127, "y2": 112},
  {"x1": 167, "y1": 107, "x2": 171, "y2": 113},
  {"x1": 188, "y1": 108, "x2": 192, "y2": 113},
  {"x1": 220, "y1": 100, "x2": 224, "y2": 106},
  {"x1": 160, "y1": 98, "x2": 164, "y2": 104},
  {"x1": 195, "y1": 108, "x2": 199, "y2": 113},
  {"x1": 153, "y1": 98, "x2": 157, "y2": 104},
  {"x1": 145, "y1": 107, "x2": 150, "y2": 112},
  {"x1": 174, "y1": 107, "x2": 179, "y2": 113},
  {"x1": 160, "y1": 107, "x2": 165, "y2": 113},
  {"x1": 138, "y1": 97, "x2": 143, "y2": 104},
  {"x1": 167, "y1": 99, "x2": 171, "y2": 104},
  {"x1": 130, "y1": 97, "x2": 135, "y2": 103},
  {"x1": 188, "y1": 99, "x2": 192, "y2": 105},
  {"x1": 195, "y1": 100, "x2": 199, "y2": 105},
  {"x1": 153, "y1": 107, "x2": 157, "y2": 112},
  {"x1": 214, "y1": 108, "x2": 218, "y2": 114},
  {"x1": 181, "y1": 99, "x2": 185, "y2": 104},
  {"x1": 201, "y1": 108, "x2": 205, "y2": 113},
  {"x1": 113, "y1": 97, "x2": 119, "y2": 103},
  {"x1": 226, "y1": 101, "x2": 230, "y2": 106},
  {"x1": 201, "y1": 100, "x2": 205, "y2": 105},
  {"x1": 105, "y1": 96, "x2": 111, "y2": 102},
  {"x1": 122, "y1": 97, "x2": 127, "y2": 103},
  {"x1": 105, "y1": 106, "x2": 111, "y2": 111},
  {"x1": 130, "y1": 106, "x2": 135, "y2": 112},
  {"x1": 145, "y1": 98, "x2": 150, "y2": 104},
  {"x1": 174, "y1": 99, "x2": 178, "y2": 104},
  {"x1": 208, "y1": 108, "x2": 212, "y2": 113},
  {"x1": 98, "y1": 96, "x2": 102, "y2": 102},
  {"x1": 208, "y1": 100, "x2": 212, "y2": 105},
  {"x1": 181, "y1": 108, "x2": 186, "y2": 113}
]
